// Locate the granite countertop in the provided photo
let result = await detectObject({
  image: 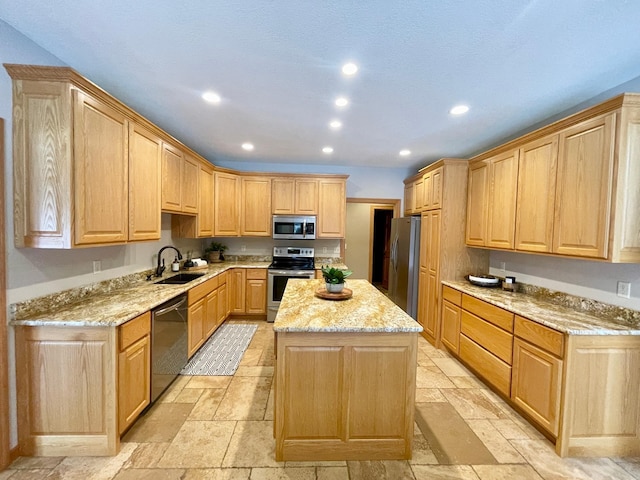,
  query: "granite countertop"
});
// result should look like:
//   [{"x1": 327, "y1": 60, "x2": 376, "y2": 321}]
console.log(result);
[
  {"x1": 273, "y1": 278, "x2": 423, "y2": 333},
  {"x1": 442, "y1": 280, "x2": 640, "y2": 336},
  {"x1": 12, "y1": 261, "x2": 271, "y2": 328}
]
